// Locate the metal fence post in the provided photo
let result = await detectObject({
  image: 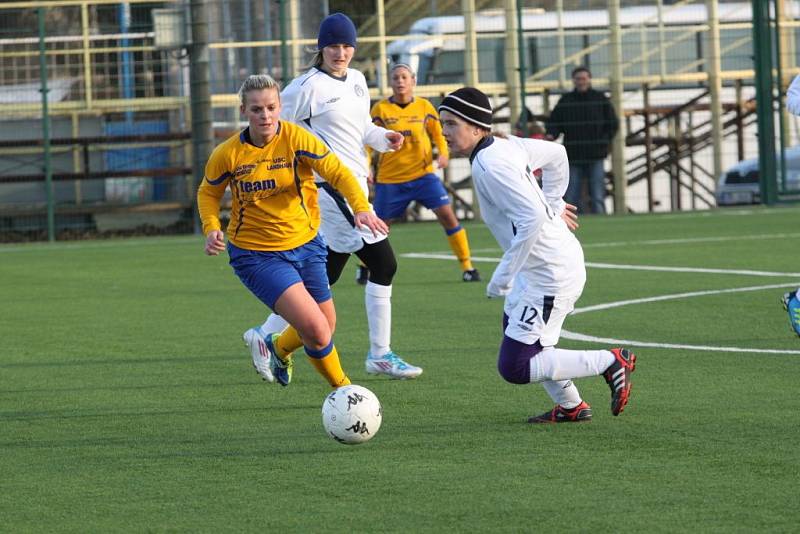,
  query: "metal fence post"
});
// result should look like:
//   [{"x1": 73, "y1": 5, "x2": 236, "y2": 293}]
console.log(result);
[
  {"x1": 190, "y1": 0, "x2": 213, "y2": 233},
  {"x1": 609, "y1": 0, "x2": 627, "y2": 214},
  {"x1": 752, "y1": 0, "x2": 777, "y2": 205},
  {"x1": 705, "y1": 0, "x2": 723, "y2": 184},
  {"x1": 38, "y1": 7, "x2": 54, "y2": 242}
]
